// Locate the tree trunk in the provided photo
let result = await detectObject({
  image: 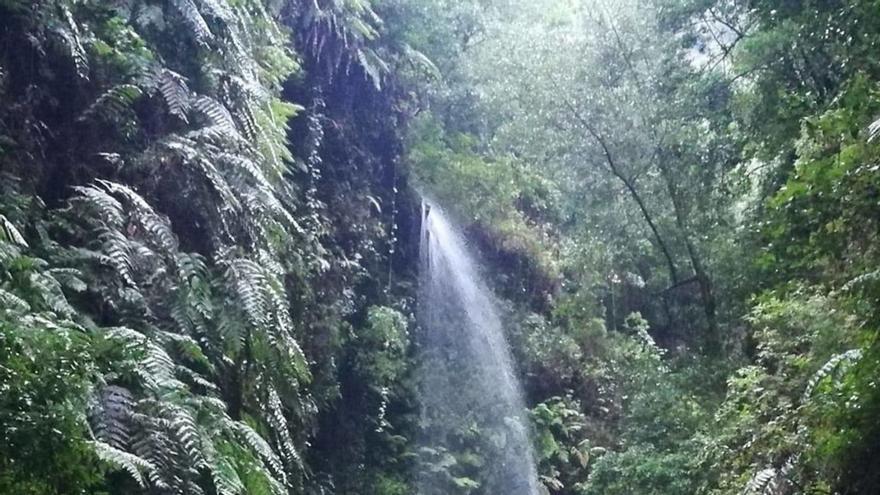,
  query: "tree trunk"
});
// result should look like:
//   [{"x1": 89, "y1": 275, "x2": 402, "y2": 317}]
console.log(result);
[{"x1": 656, "y1": 151, "x2": 720, "y2": 354}]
